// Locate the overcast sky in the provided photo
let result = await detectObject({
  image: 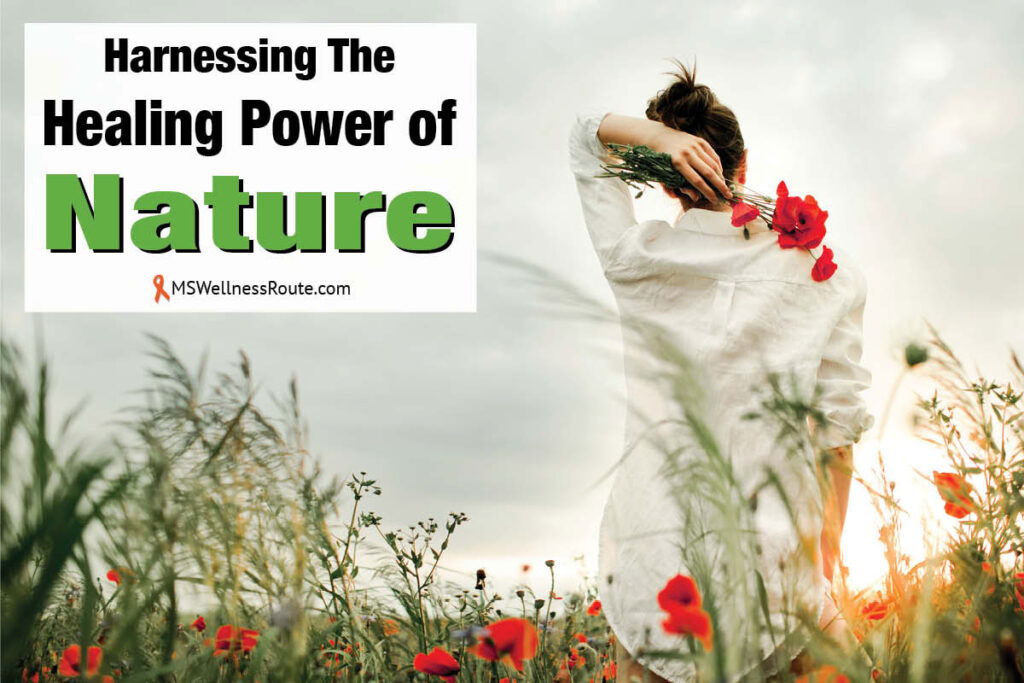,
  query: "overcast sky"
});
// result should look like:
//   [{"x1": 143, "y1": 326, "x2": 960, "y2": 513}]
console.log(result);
[{"x1": 3, "y1": 0, "x2": 1023, "y2": 592}]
